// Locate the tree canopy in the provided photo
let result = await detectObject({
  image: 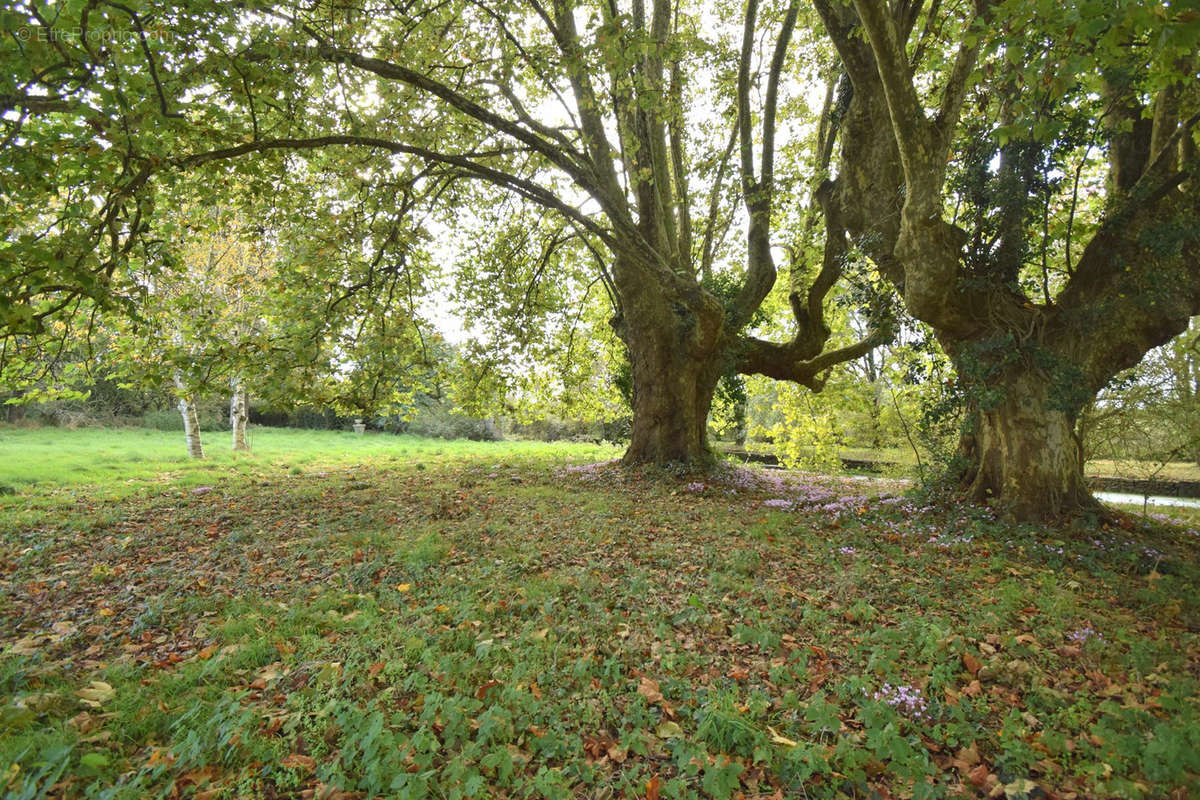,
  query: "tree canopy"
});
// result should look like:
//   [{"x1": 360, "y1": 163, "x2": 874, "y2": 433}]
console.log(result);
[{"x1": 3, "y1": 0, "x2": 1198, "y2": 518}]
